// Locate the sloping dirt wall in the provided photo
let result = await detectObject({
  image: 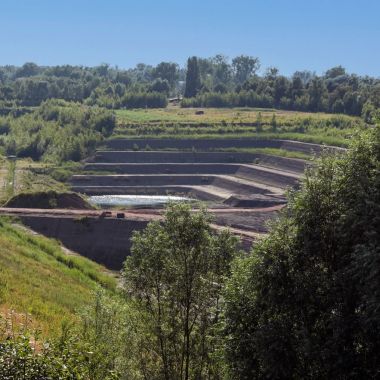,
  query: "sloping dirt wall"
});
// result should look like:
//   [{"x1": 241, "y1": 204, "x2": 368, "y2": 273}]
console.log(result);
[
  {"x1": 20, "y1": 216, "x2": 148, "y2": 270},
  {"x1": 84, "y1": 156, "x2": 307, "y2": 174}
]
